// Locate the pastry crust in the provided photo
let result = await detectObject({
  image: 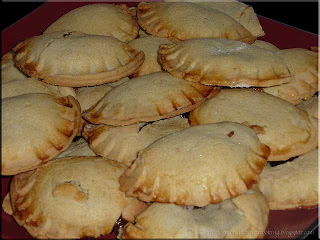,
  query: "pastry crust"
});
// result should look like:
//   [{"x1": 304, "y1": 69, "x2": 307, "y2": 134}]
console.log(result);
[
  {"x1": 158, "y1": 38, "x2": 292, "y2": 87},
  {"x1": 82, "y1": 116, "x2": 190, "y2": 166},
  {"x1": 137, "y1": 2, "x2": 255, "y2": 43},
  {"x1": 55, "y1": 138, "x2": 96, "y2": 159},
  {"x1": 82, "y1": 72, "x2": 219, "y2": 126},
  {"x1": 263, "y1": 48, "x2": 318, "y2": 104},
  {"x1": 123, "y1": 188, "x2": 269, "y2": 239},
  {"x1": 189, "y1": 89, "x2": 318, "y2": 161},
  {"x1": 1, "y1": 50, "x2": 28, "y2": 83},
  {"x1": 258, "y1": 149, "x2": 318, "y2": 210},
  {"x1": 2, "y1": 94, "x2": 81, "y2": 175},
  {"x1": 8, "y1": 157, "x2": 141, "y2": 239},
  {"x1": 252, "y1": 40, "x2": 279, "y2": 52},
  {"x1": 297, "y1": 95, "x2": 318, "y2": 119},
  {"x1": 44, "y1": 4, "x2": 139, "y2": 43},
  {"x1": 128, "y1": 36, "x2": 173, "y2": 78},
  {"x1": 13, "y1": 31, "x2": 145, "y2": 87},
  {"x1": 120, "y1": 122, "x2": 269, "y2": 206}
]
